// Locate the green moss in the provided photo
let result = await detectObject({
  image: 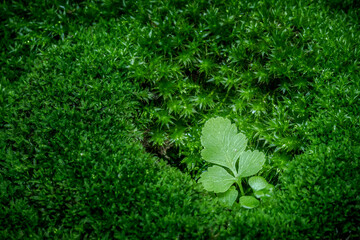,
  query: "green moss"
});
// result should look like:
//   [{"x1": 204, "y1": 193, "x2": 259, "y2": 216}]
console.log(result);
[{"x1": 1, "y1": 0, "x2": 359, "y2": 239}]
